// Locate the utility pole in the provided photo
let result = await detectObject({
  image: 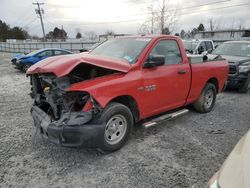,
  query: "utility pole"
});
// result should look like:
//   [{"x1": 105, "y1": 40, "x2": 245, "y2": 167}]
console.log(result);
[
  {"x1": 61, "y1": 25, "x2": 65, "y2": 41},
  {"x1": 33, "y1": 2, "x2": 46, "y2": 41},
  {"x1": 160, "y1": 0, "x2": 166, "y2": 34},
  {"x1": 151, "y1": 0, "x2": 155, "y2": 34}
]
